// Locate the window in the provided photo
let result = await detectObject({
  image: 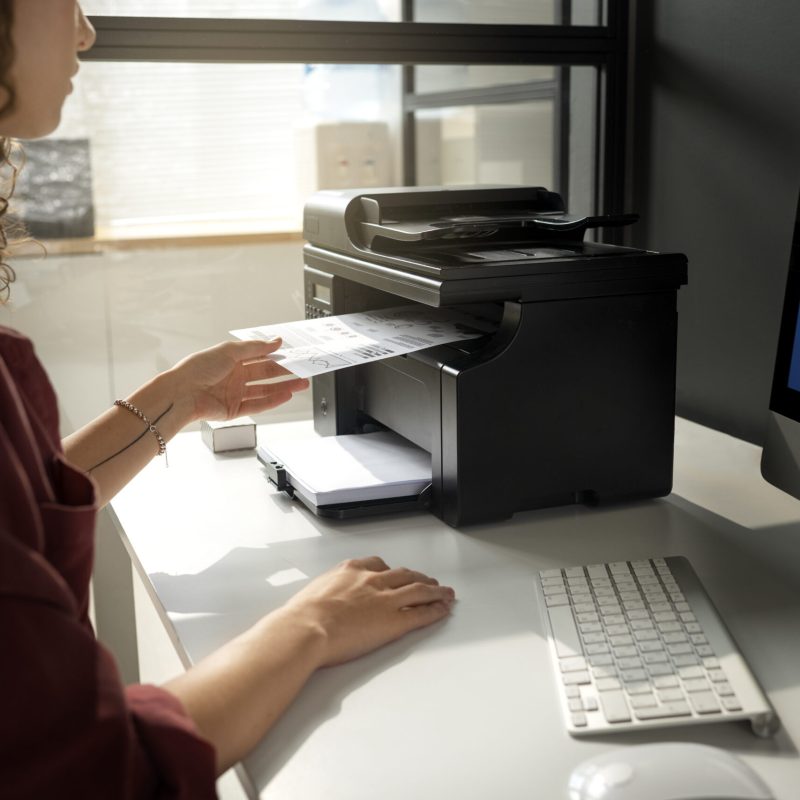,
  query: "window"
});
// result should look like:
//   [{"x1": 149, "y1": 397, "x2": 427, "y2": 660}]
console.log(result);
[{"x1": 17, "y1": 1, "x2": 629, "y2": 243}]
